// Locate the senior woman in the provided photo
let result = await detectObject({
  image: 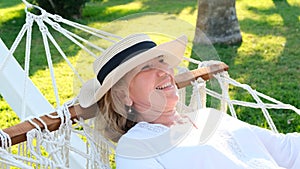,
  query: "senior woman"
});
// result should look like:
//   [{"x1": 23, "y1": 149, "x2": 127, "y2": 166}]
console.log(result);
[{"x1": 78, "y1": 33, "x2": 300, "y2": 169}]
